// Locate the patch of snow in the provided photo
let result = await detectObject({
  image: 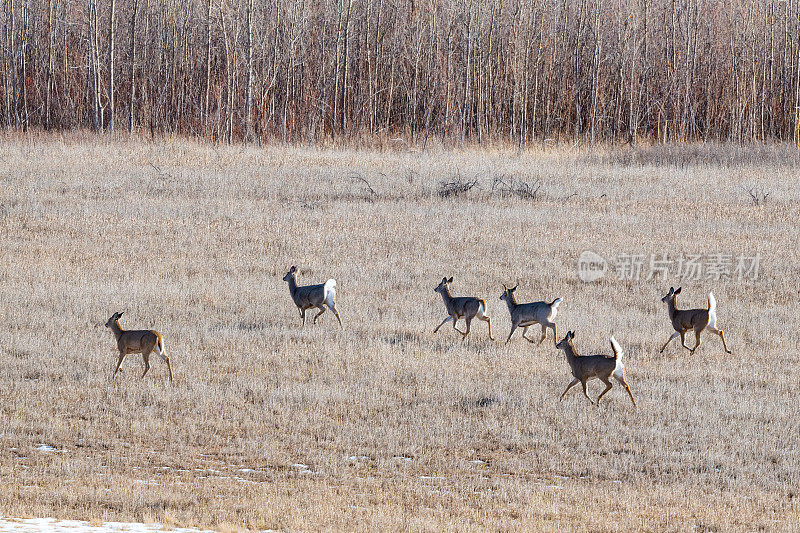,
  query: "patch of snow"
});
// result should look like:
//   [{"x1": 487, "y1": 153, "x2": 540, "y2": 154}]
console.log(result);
[
  {"x1": 0, "y1": 516, "x2": 216, "y2": 533},
  {"x1": 290, "y1": 463, "x2": 313, "y2": 474},
  {"x1": 36, "y1": 444, "x2": 62, "y2": 453},
  {"x1": 0, "y1": 517, "x2": 224, "y2": 532}
]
